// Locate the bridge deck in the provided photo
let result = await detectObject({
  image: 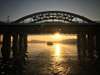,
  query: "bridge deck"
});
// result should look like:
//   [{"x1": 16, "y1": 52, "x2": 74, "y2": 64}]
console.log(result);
[{"x1": 0, "y1": 23, "x2": 99, "y2": 34}]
